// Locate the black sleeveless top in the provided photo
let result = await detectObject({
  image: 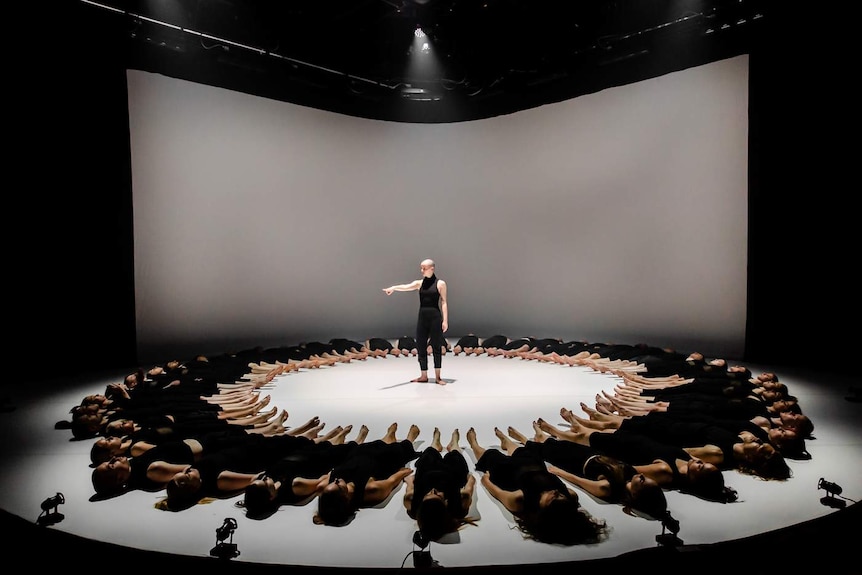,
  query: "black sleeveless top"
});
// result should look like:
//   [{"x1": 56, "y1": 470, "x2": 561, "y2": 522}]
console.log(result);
[{"x1": 419, "y1": 275, "x2": 440, "y2": 309}]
